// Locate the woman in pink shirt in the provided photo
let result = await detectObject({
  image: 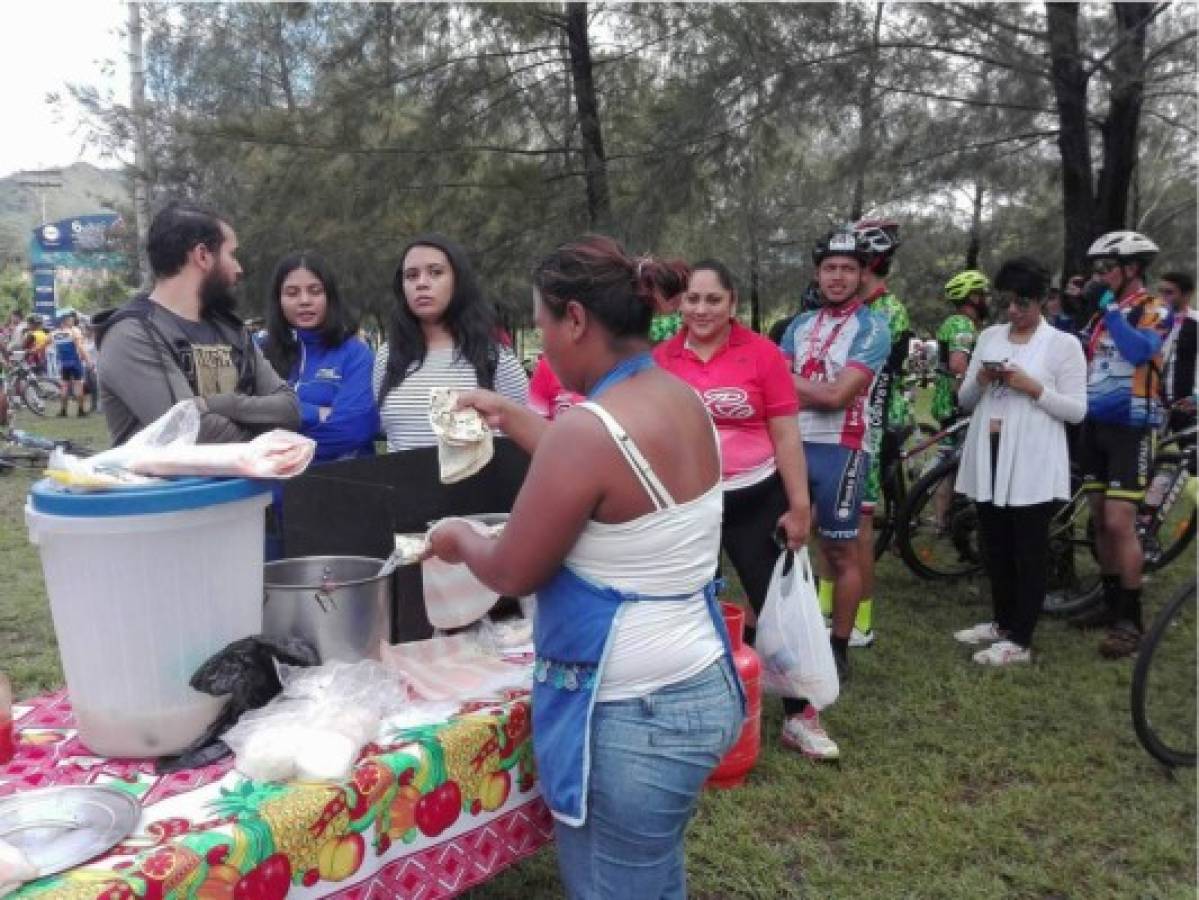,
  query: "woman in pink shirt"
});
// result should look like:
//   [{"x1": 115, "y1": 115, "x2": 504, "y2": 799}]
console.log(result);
[
  {"x1": 528, "y1": 353, "x2": 584, "y2": 419},
  {"x1": 654, "y1": 260, "x2": 812, "y2": 720}
]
